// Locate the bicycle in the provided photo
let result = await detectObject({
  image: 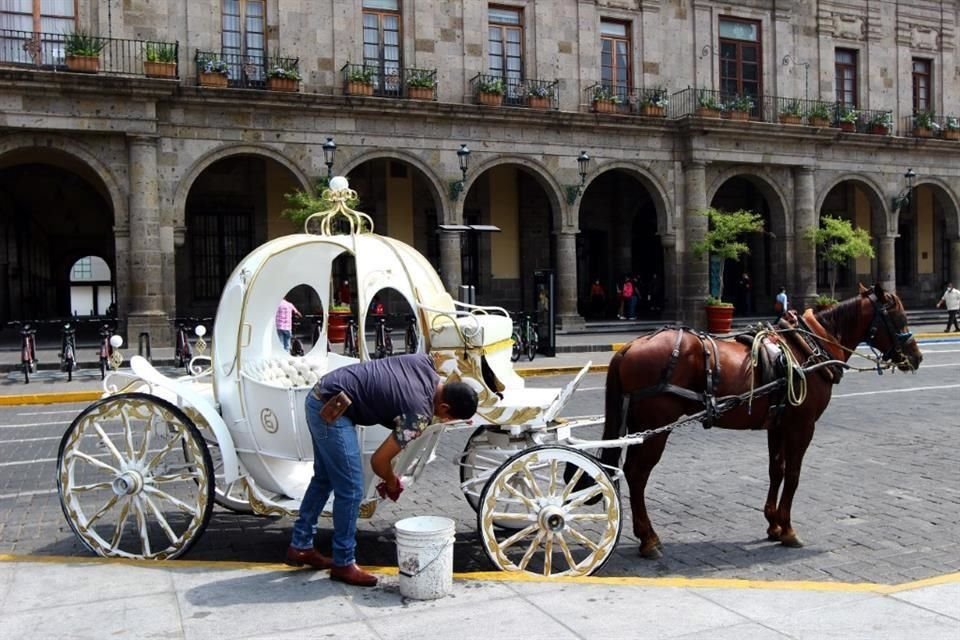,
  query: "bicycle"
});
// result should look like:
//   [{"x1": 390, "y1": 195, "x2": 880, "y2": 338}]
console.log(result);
[
  {"x1": 510, "y1": 312, "x2": 539, "y2": 362},
  {"x1": 343, "y1": 316, "x2": 359, "y2": 358},
  {"x1": 404, "y1": 313, "x2": 419, "y2": 353},
  {"x1": 174, "y1": 319, "x2": 193, "y2": 372},
  {"x1": 290, "y1": 316, "x2": 305, "y2": 357},
  {"x1": 10, "y1": 321, "x2": 38, "y2": 384},
  {"x1": 59, "y1": 321, "x2": 77, "y2": 382},
  {"x1": 97, "y1": 323, "x2": 116, "y2": 380},
  {"x1": 374, "y1": 316, "x2": 393, "y2": 359}
]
